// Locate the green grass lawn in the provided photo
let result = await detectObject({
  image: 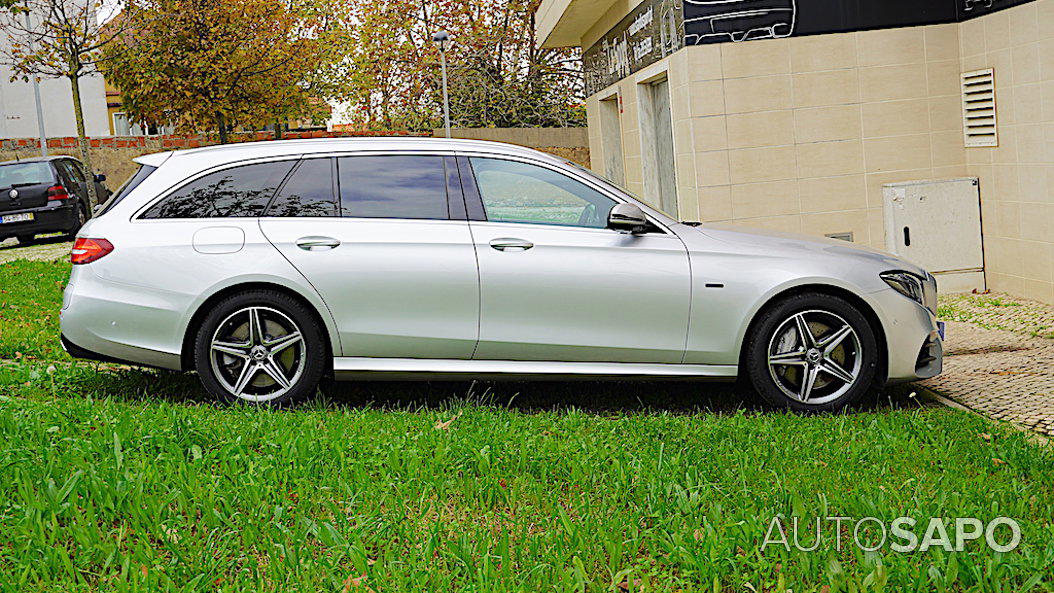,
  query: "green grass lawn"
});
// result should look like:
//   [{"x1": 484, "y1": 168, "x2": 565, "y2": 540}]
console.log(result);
[{"x1": 1, "y1": 259, "x2": 1053, "y2": 592}]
